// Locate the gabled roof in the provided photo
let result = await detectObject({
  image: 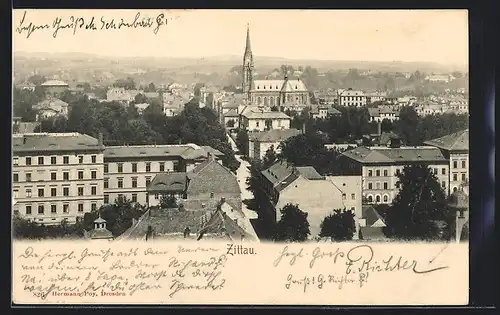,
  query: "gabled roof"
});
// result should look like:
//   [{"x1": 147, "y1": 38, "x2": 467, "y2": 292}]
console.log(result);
[
  {"x1": 295, "y1": 166, "x2": 324, "y2": 180},
  {"x1": 281, "y1": 79, "x2": 308, "y2": 92},
  {"x1": 424, "y1": 129, "x2": 469, "y2": 151},
  {"x1": 224, "y1": 108, "x2": 239, "y2": 117},
  {"x1": 147, "y1": 172, "x2": 187, "y2": 193},
  {"x1": 362, "y1": 205, "x2": 386, "y2": 227},
  {"x1": 242, "y1": 111, "x2": 290, "y2": 119},
  {"x1": 342, "y1": 146, "x2": 447, "y2": 164},
  {"x1": 104, "y1": 143, "x2": 222, "y2": 160}
]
